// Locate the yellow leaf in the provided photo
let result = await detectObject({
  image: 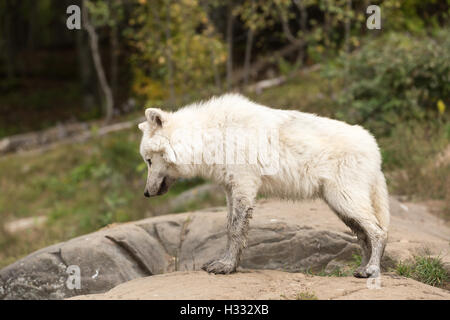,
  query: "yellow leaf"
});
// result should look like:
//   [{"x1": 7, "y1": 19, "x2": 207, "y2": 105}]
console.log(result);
[{"x1": 437, "y1": 99, "x2": 446, "y2": 115}]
